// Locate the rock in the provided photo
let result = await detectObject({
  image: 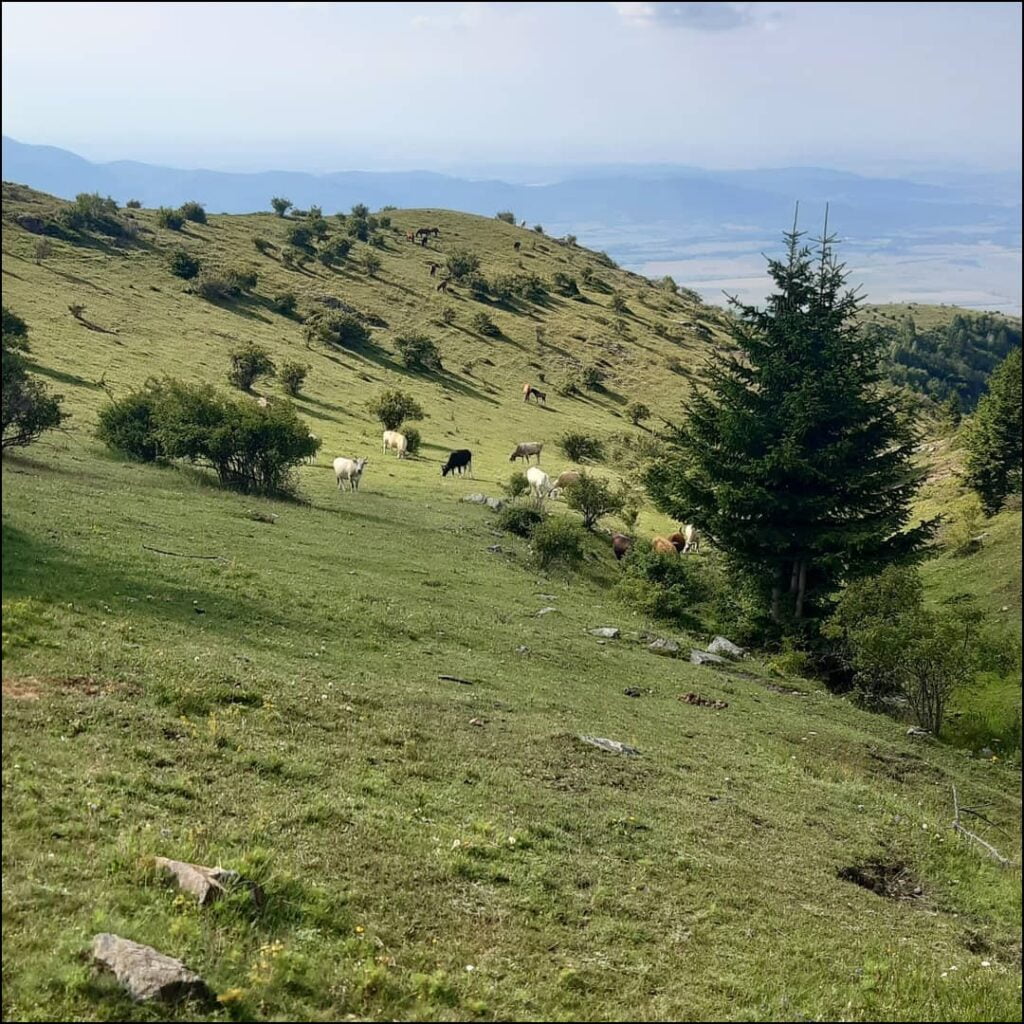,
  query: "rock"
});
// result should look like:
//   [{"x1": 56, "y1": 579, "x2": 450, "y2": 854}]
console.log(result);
[
  {"x1": 648, "y1": 638, "x2": 680, "y2": 657},
  {"x1": 578, "y1": 735, "x2": 640, "y2": 756},
  {"x1": 462, "y1": 493, "x2": 489, "y2": 505},
  {"x1": 589, "y1": 627, "x2": 620, "y2": 639},
  {"x1": 690, "y1": 650, "x2": 726, "y2": 666},
  {"x1": 154, "y1": 857, "x2": 262, "y2": 907},
  {"x1": 486, "y1": 545, "x2": 503, "y2": 554},
  {"x1": 515, "y1": 645, "x2": 530, "y2": 655},
  {"x1": 979, "y1": 746, "x2": 995, "y2": 758},
  {"x1": 679, "y1": 692, "x2": 728, "y2": 710},
  {"x1": 485, "y1": 497, "x2": 505, "y2": 510},
  {"x1": 623, "y1": 687, "x2": 642, "y2": 697},
  {"x1": 91, "y1": 934, "x2": 210, "y2": 1004},
  {"x1": 906, "y1": 726, "x2": 931, "y2": 739},
  {"x1": 707, "y1": 635, "x2": 744, "y2": 659},
  {"x1": 536, "y1": 607, "x2": 557, "y2": 616}
]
